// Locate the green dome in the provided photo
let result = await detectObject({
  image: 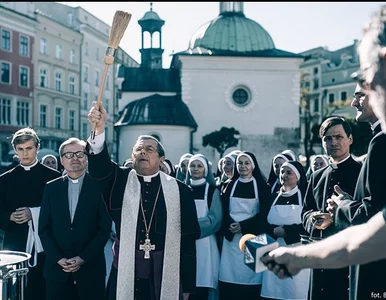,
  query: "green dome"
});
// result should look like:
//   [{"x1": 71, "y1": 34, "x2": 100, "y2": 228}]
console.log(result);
[
  {"x1": 188, "y1": 13, "x2": 275, "y2": 52},
  {"x1": 139, "y1": 10, "x2": 163, "y2": 22}
]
